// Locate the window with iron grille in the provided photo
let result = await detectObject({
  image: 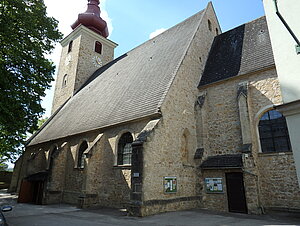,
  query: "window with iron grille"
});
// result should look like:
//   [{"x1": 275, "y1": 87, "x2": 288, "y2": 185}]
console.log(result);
[
  {"x1": 78, "y1": 141, "x2": 88, "y2": 169},
  {"x1": 118, "y1": 132, "x2": 133, "y2": 165},
  {"x1": 258, "y1": 110, "x2": 291, "y2": 153}
]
